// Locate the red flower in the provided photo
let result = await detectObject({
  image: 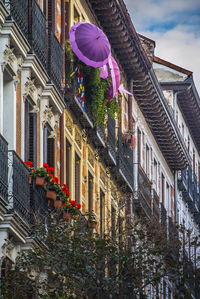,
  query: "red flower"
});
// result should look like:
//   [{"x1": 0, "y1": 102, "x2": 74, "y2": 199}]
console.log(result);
[
  {"x1": 48, "y1": 167, "x2": 54, "y2": 173},
  {"x1": 78, "y1": 216, "x2": 80, "y2": 220},
  {"x1": 43, "y1": 163, "x2": 49, "y2": 169},
  {"x1": 69, "y1": 205, "x2": 72, "y2": 209},
  {"x1": 24, "y1": 161, "x2": 33, "y2": 168},
  {"x1": 49, "y1": 174, "x2": 53, "y2": 178},
  {"x1": 76, "y1": 203, "x2": 81, "y2": 209},
  {"x1": 32, "y1": 169, "x2": 35, "y2": 173},
  {"x1": 52, "y1": 177, "x2": 59, "y2": 184}
]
